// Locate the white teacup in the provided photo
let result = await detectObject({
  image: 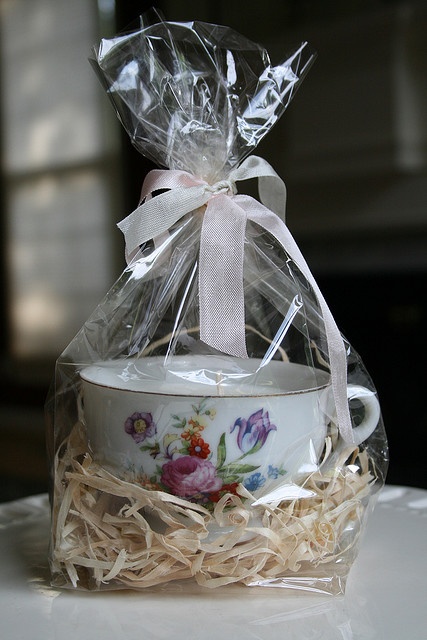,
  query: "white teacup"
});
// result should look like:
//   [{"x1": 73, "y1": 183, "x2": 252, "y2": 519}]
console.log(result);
[{"x1": 79, "y1": 356, "x2": 380, "y2": 506}]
